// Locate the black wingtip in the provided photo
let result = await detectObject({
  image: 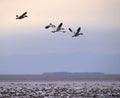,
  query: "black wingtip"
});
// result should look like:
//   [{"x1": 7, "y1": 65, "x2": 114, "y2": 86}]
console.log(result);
[
  {"x1": 59, "y1": 22, "x2": 63, "y2": 26},
  {"x1": 45, "y1": 25, "x2": 50, "y2": 29},
  {"x1": 69, "y1": 28, "x2": 72, "y2": 32},
  {"x1": 77, "y1": 27, "x2": 81, "y2": 32}
]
